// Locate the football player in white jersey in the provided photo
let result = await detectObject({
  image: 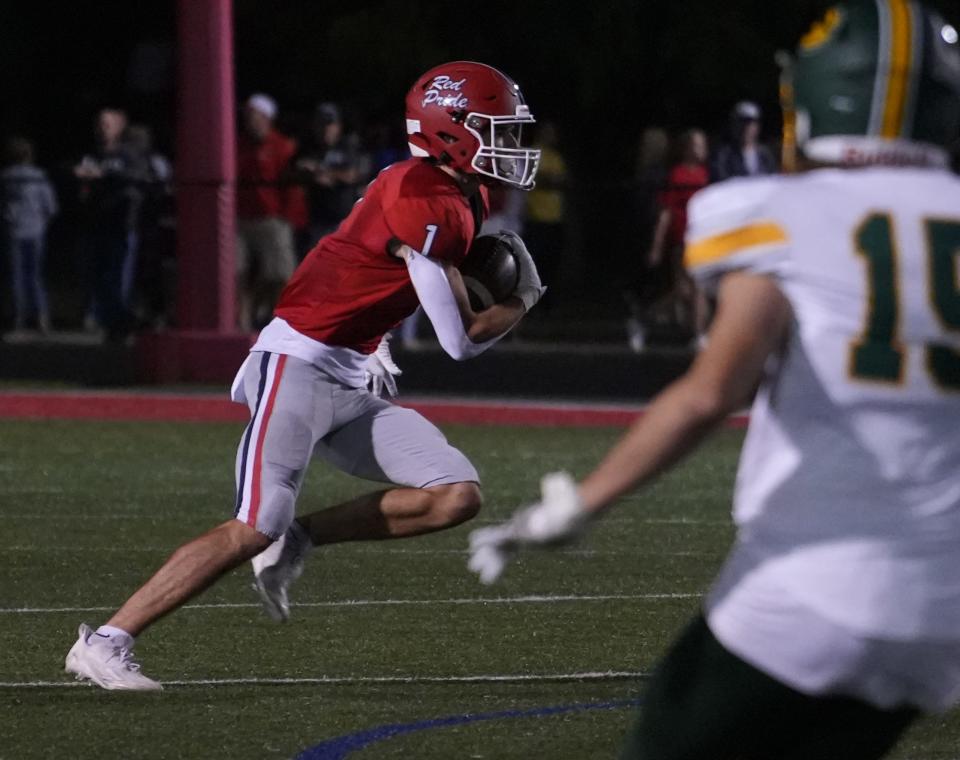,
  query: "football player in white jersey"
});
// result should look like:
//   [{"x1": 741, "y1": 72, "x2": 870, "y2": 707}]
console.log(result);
[{"x1": 468, "y1": 2, "x2": 960, "y2": 757}]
